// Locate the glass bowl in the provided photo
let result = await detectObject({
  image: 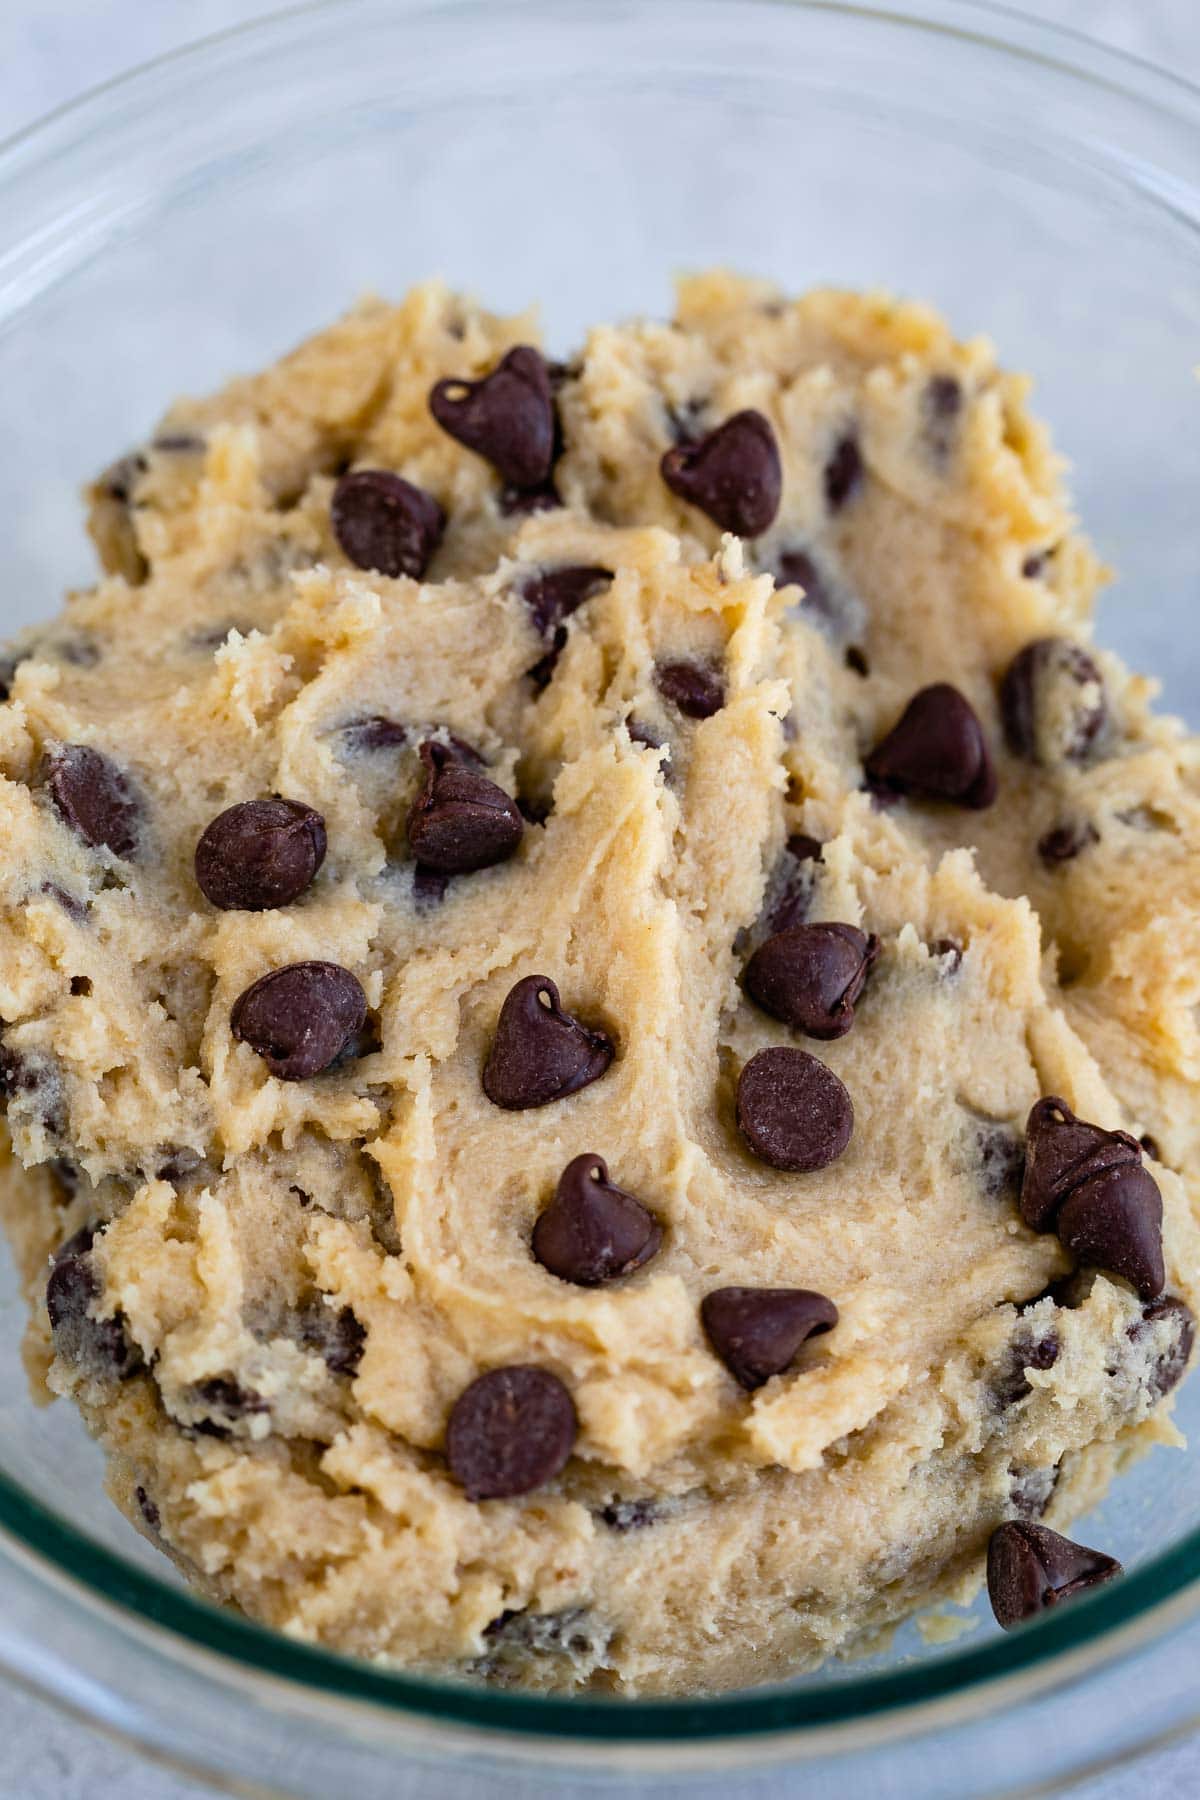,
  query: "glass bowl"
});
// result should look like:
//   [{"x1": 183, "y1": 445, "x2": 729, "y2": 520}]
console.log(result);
[{"x1": 1, "y1": 1, "x2": 1200, "y2": 1793}]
